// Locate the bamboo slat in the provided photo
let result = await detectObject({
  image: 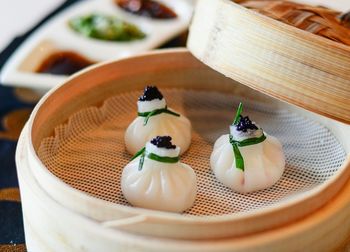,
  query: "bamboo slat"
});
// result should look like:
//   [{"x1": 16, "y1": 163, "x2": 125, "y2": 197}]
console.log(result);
[{"x1": 188, "y1": 0, "x2": 350, "y2": 124}]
